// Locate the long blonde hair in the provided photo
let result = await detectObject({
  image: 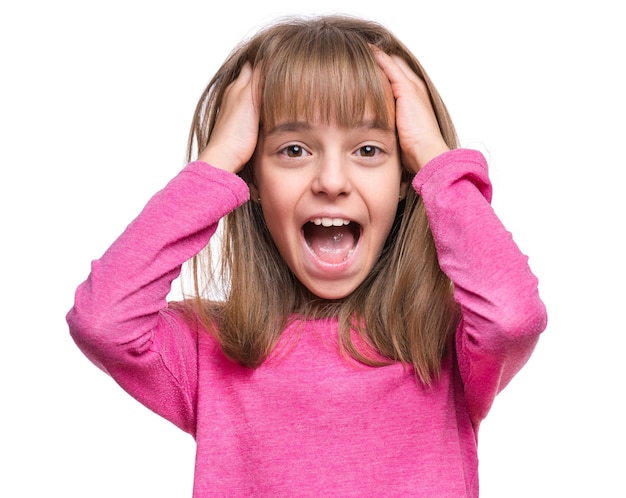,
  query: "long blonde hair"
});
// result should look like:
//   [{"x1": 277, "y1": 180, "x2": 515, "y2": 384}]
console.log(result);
[{"x1": 185, "y1": 14, "x2": 460, "y2": 384}]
